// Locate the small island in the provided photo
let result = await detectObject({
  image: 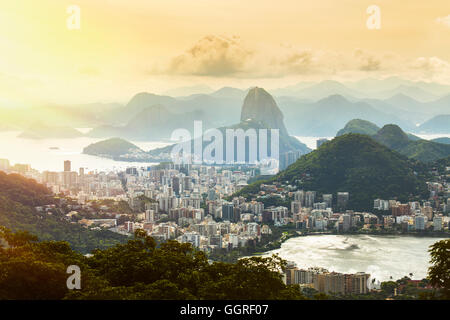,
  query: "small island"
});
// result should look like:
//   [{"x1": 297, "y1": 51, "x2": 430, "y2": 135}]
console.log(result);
[{"x1": 83, "y1": 137, "x2": 171, "y2": 162}]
